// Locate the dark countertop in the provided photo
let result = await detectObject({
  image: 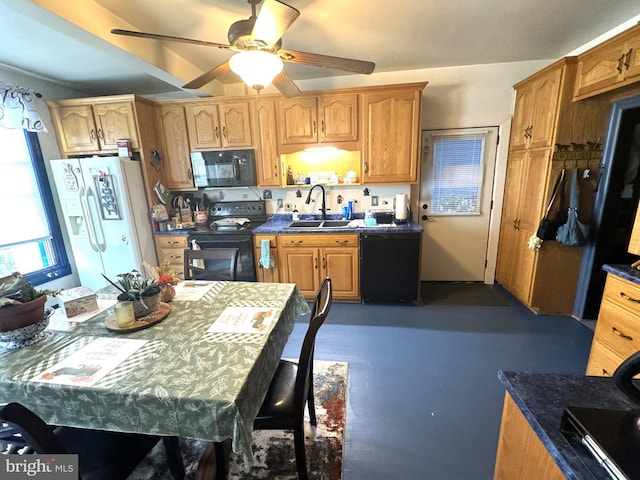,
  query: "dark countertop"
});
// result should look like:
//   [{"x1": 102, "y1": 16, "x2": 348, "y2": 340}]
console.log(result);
[
  {"x1": 253, "y1": 214, "x2": 424, "y2": 234},
  {"x1": 603, "y1": 263, "x2": 640, "y2": 284},
  {"x1": 498, "y1": 370, "x2": 638, "y2": 480}
]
